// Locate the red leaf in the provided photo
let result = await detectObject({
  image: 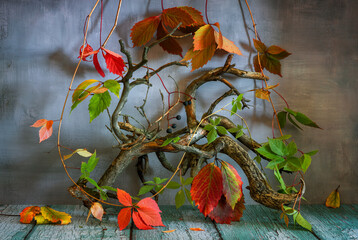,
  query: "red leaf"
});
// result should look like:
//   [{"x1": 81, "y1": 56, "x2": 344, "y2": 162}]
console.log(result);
[
  {"x1": 157, "y1": 21, "x2": 183, "y2": 57},
  {"x1": 93, "y1": 53, "x2": 105, "y2": 77},
  {"x1": 221, "y1": 161, "x2": 243, "y2": 209},
  {"x1": 190, "y1": 163, "x2": 223, "y2": 216},
  {"x1": 132, "y1": 211, "x2": 153, "y2": 230},
  {"x1": 232, "y1": 195, "x2": 245, "y2": 221},
  {"x1": 117, "y1": 207, "x2": 132, "y2": 230},
  {"x1": 137, "y1": 198, "x2": 164, "y2": 227},
  {"x1": 20, "y1": 206, "x2": 41, "y2": 224},
  {"x1": 162, "y1": 7, "x2": 194, "y2": 29},
  {"x1": 130, "y1": 16, "x2": 160, "y2": 47},
  {"x1": 208, "y1": 195, "x2": 234, "y2": 224},
  {"x1": 102, "y1": 48, "x2": 125, "y2": 76},
  {"x1": 117, "y1": 189, "x2": 132, "y2": 206},
  {"x1": 31, "y1": 119, "x2": 53, "y2": 143},
  {"x1": 78, "y1": 44, "x2": 93, "y2": 61}
]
